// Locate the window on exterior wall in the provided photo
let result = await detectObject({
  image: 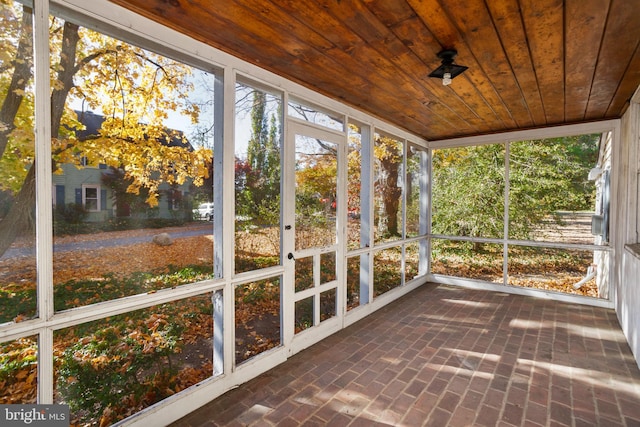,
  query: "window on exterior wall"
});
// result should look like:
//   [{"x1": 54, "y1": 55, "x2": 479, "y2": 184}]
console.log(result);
[
  {"x1": 167, "y1": 188, "x2": 183, "y2": 211},
  {"x1": 82, "y1": 184, "x2": 100, "y2": 211},
  {"x1": 508, "y1": 135, "x2": 601, "y2": 245},
  {"x1": 431, "y1": 240, "x2": 504, "y2": 282},
  {"x1": 234, "y1": 82, "x2": 282, "y2": 274},
  {"x1": 0, "y1": 336, "x2": 37, "y2": 404},
  {"x1": 50, "y1": 14, "x2": 216, "y2": 309},
  {"x1": 373, "y1": 246, "x2": 402, "y2": 297},
  {"x1": 235, "y1": 277, "x2": 281, "y2": 364}
]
